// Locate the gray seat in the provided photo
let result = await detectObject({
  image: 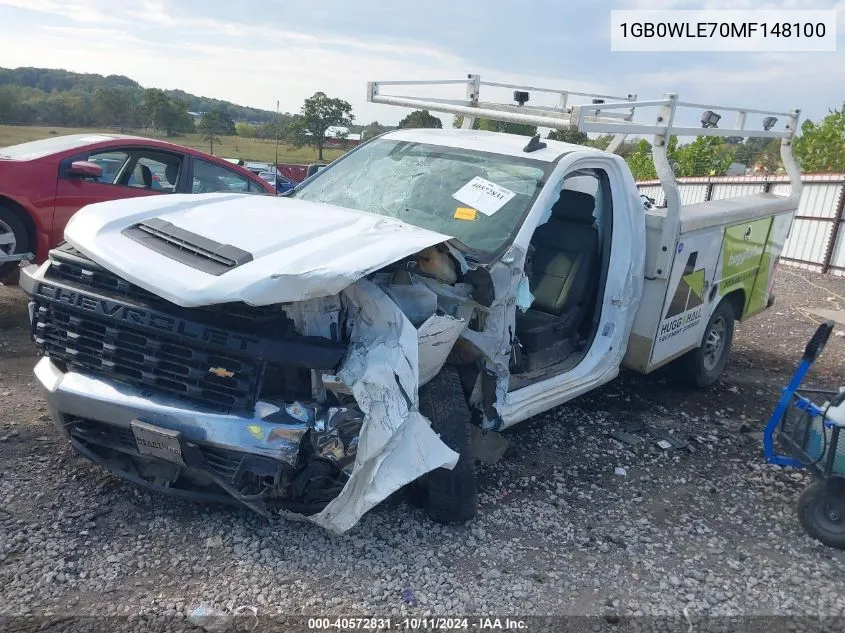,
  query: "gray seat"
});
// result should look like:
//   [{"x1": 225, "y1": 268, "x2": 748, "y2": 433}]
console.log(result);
[
  {"x1": 514, "y1": 190, "x2": 598, "y2": 370},
  {"x1": 165, "y1": 162, "x2": 180, "y2": 188},
  {"x1": 131, "y1": 163, "x2": 153, "y2": 188}
]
